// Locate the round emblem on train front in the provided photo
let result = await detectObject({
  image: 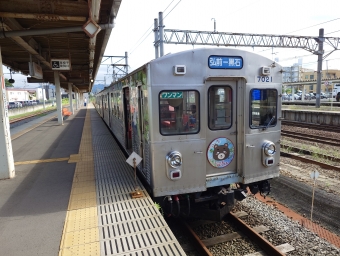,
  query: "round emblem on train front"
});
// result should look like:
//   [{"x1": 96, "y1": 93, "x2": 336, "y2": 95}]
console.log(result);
[{"x1": 207, "y1": 138, "x2": 235, "y2": 168}]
